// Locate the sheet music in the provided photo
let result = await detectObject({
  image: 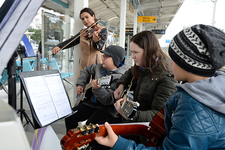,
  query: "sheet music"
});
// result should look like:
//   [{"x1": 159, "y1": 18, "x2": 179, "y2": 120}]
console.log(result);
[
  {"x1": 24, "y1": 76, "x2": 58, "y2": 126},
  {"x1": 24, "y1": 73, "x2": 71, "y2": 126},
  {"x1": 45, "y1": 74, "x2": 72, "y2": 118}
]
